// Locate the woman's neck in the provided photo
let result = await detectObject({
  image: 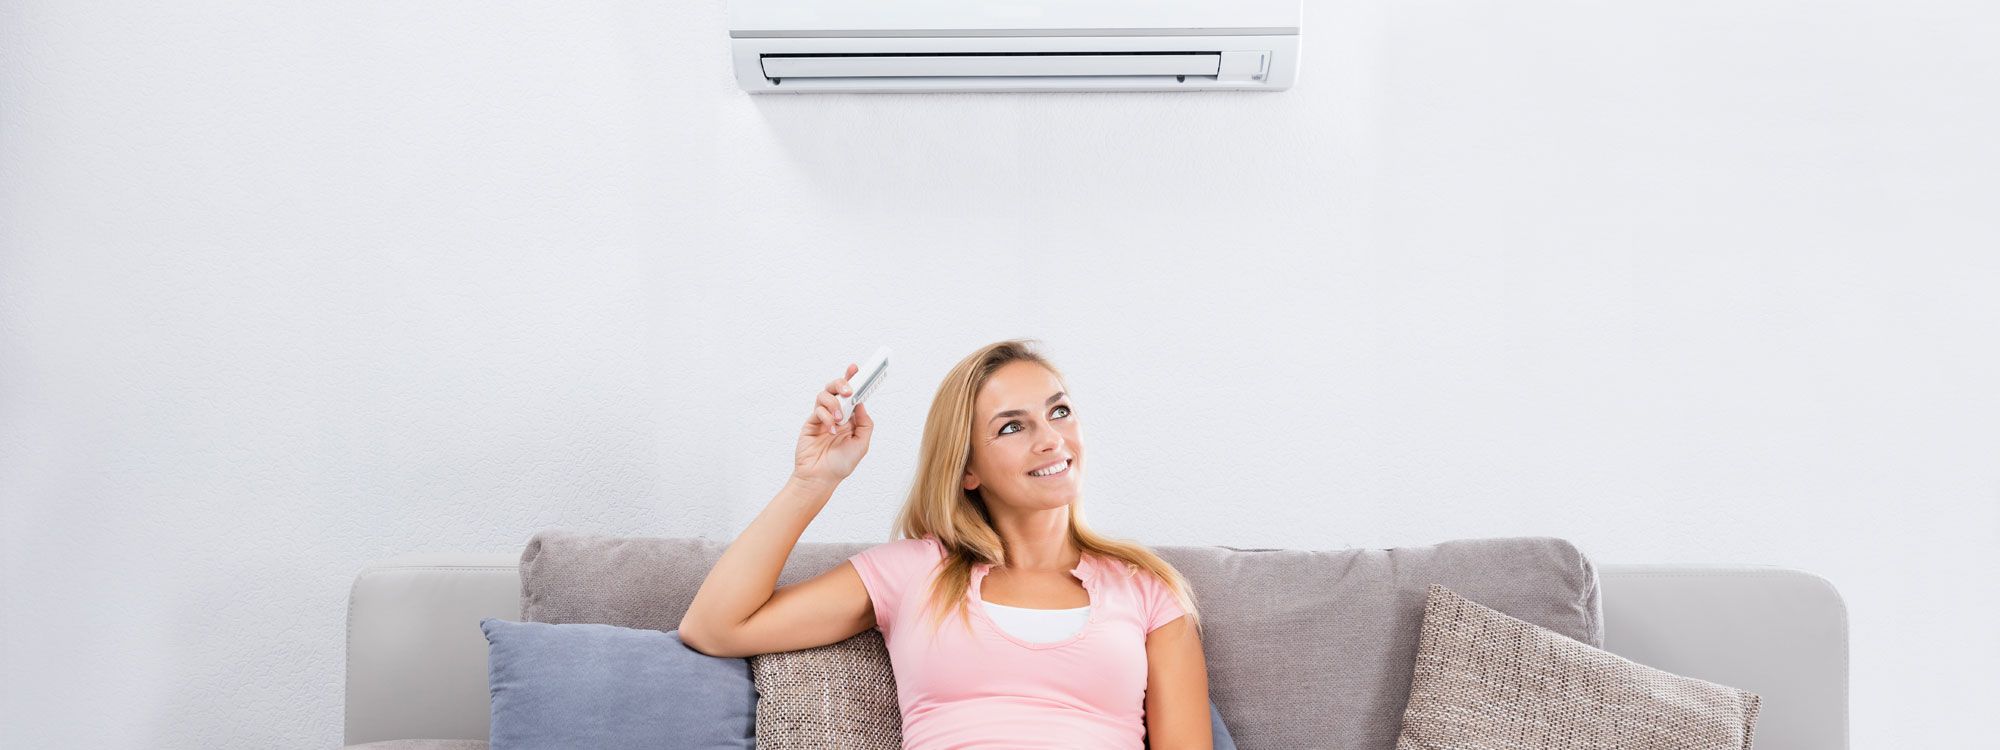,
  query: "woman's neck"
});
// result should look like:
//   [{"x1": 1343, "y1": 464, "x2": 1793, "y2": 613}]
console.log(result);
[{"x1": 989, "y1": 507, "x2": 1081, "y2": 572}]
